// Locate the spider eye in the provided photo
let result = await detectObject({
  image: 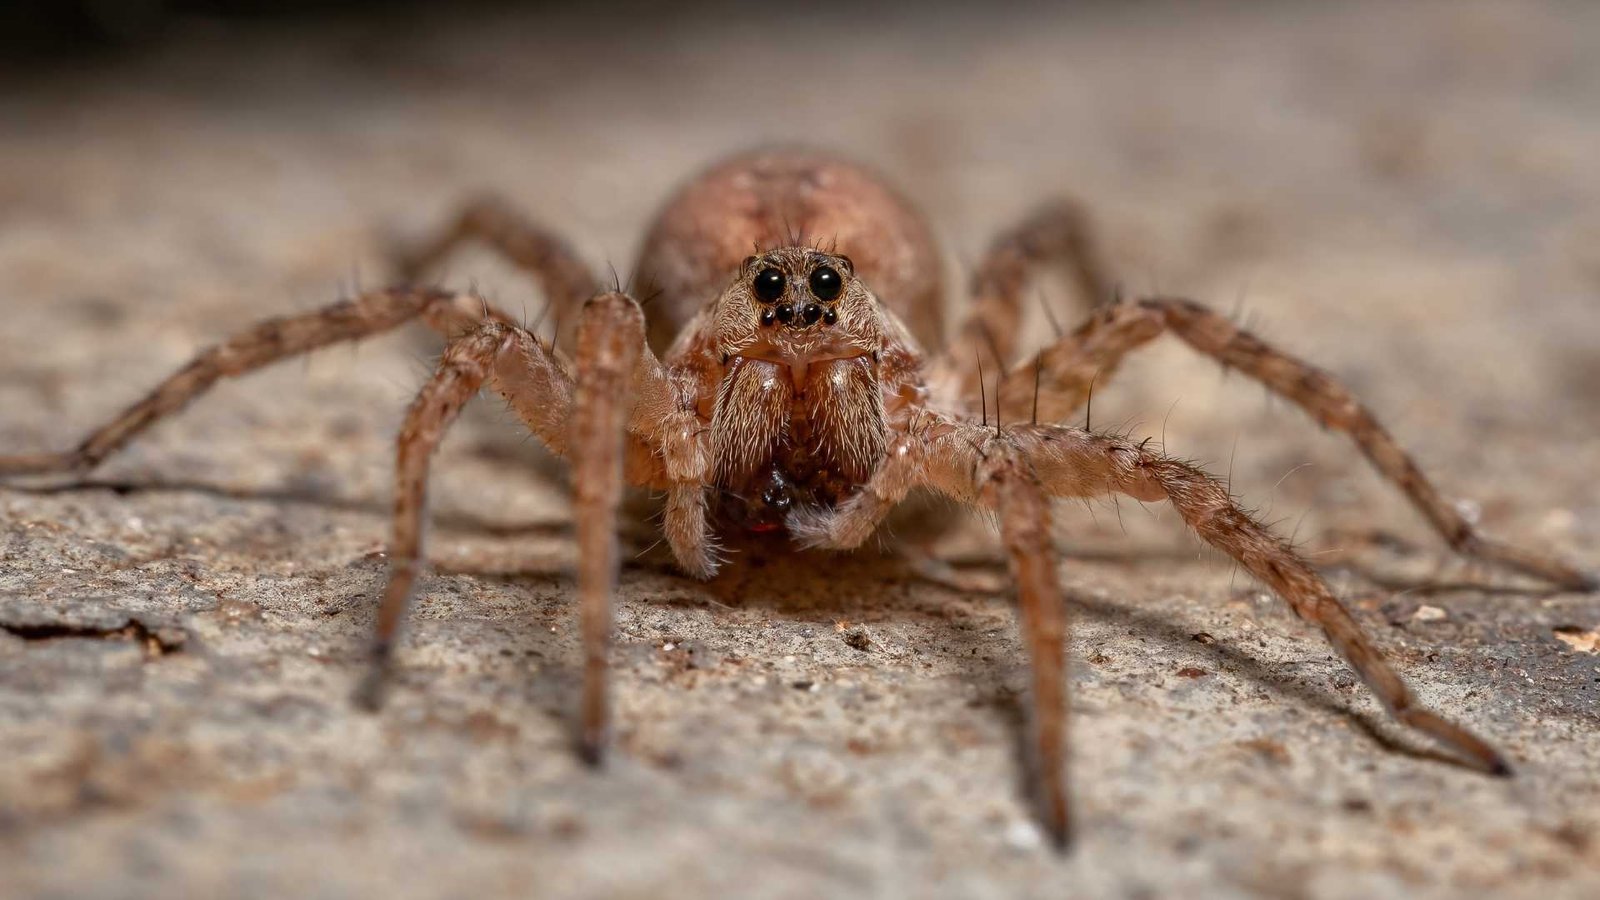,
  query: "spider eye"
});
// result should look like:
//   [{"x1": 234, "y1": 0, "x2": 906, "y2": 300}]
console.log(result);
[
  {"x1": 752, "y1": 267, "x2": 785, "y2": 302},
  {"x1": 808, "y1": 265, "x2": 842, "y2": 302}
]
